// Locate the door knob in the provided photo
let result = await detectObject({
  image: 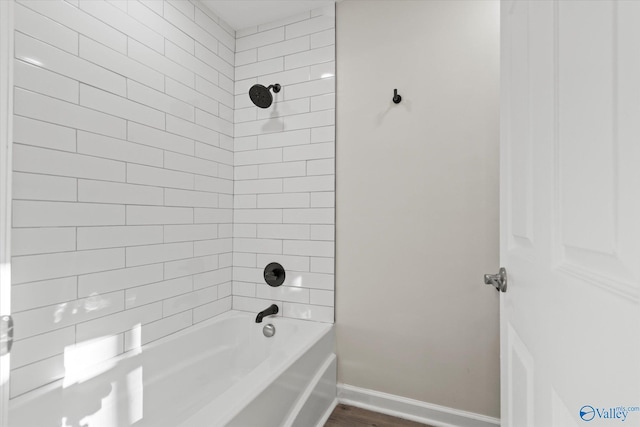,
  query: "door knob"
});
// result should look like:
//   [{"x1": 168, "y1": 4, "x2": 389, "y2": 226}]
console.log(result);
[
  {"x1": 484, "y1": 267, "x2": 507, "y2": 292},
  {"x1": 0, "y1": 315, "x2": 14, "y2": 356}
]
